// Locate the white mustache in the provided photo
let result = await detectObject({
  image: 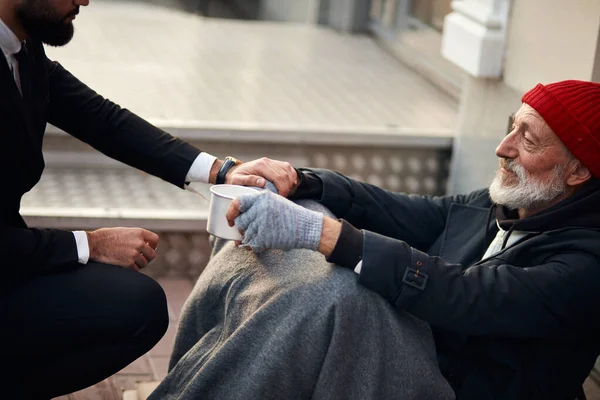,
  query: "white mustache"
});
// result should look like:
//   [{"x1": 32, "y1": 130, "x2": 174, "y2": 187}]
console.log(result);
[{"x1": 501, "y1": 159, "x2": 521, "y2": 175}]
